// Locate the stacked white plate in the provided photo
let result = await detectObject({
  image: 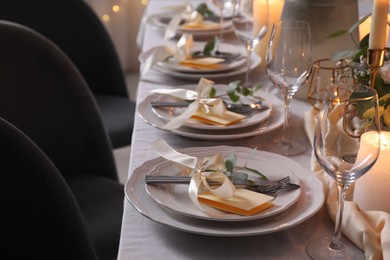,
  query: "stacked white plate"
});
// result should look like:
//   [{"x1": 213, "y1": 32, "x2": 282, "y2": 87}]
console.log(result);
[
  {"x1": 138, "y1": 84, "x2": 284, "y2": 141},
  {"x1": 139, "y1": 42, "x2": 261, "y2": 81},
  {"x1": 125, "y1": 146, "x2": 325, "y2": 236}
]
